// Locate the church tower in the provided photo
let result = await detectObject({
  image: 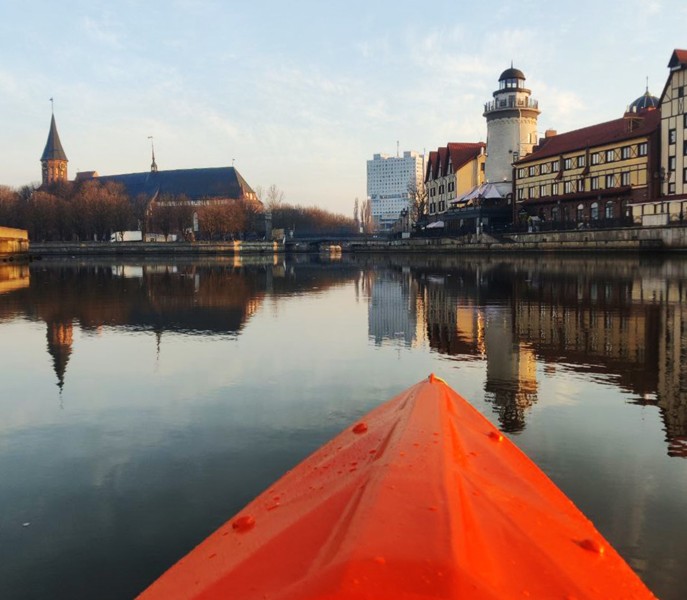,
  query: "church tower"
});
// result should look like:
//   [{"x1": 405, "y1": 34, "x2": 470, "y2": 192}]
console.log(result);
[
  {"x1": 41, "y1": 110, "x2": 68, "y2": 186},
  {"x1": 483, "y1": 66, "x2": 540, "y2": 194}
]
